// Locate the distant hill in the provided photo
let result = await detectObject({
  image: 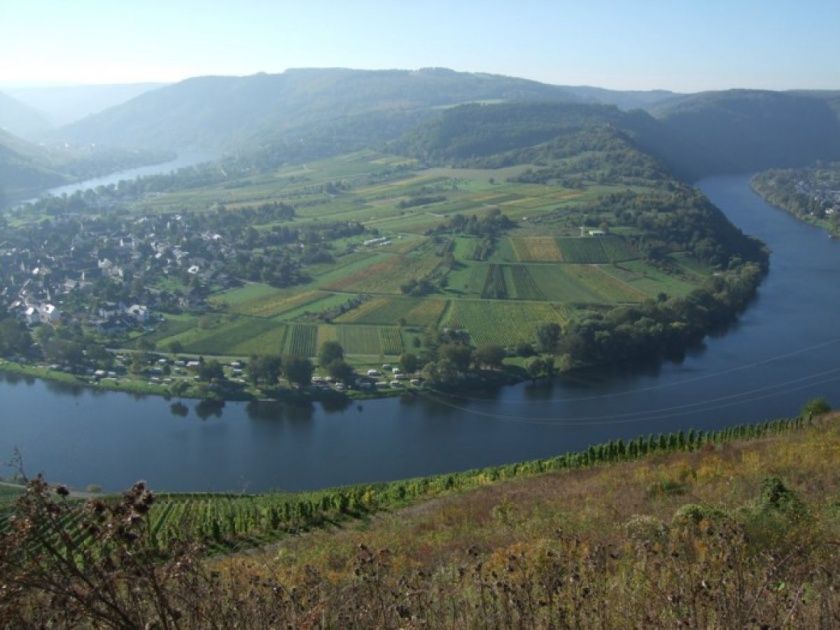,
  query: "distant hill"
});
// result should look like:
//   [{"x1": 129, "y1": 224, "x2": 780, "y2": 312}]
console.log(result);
[
  {"x1": 651, "y1": 89, "x2": 840, "y2": 176},
  {"x1": 0, "y1": 129, "x2": 66, "y2": 200},
  {"x1": 55, "y1": 68, "x2": 588, "y2": 152},
  {"x1": 389, "y1": 100, "x2": 716, "y2": 182},
  {"x1": 564, "y1": 85, "x2": 679, "y2": 110},
  {"x1": 54, "y1": 71, "x2": 840, "y2": 181},
  {"x1": 0, "y1": 91, "x2": 52, "y2": 139},
  {"x1": 8, "y1": 83, "x2": 166, "y2": 127}
]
